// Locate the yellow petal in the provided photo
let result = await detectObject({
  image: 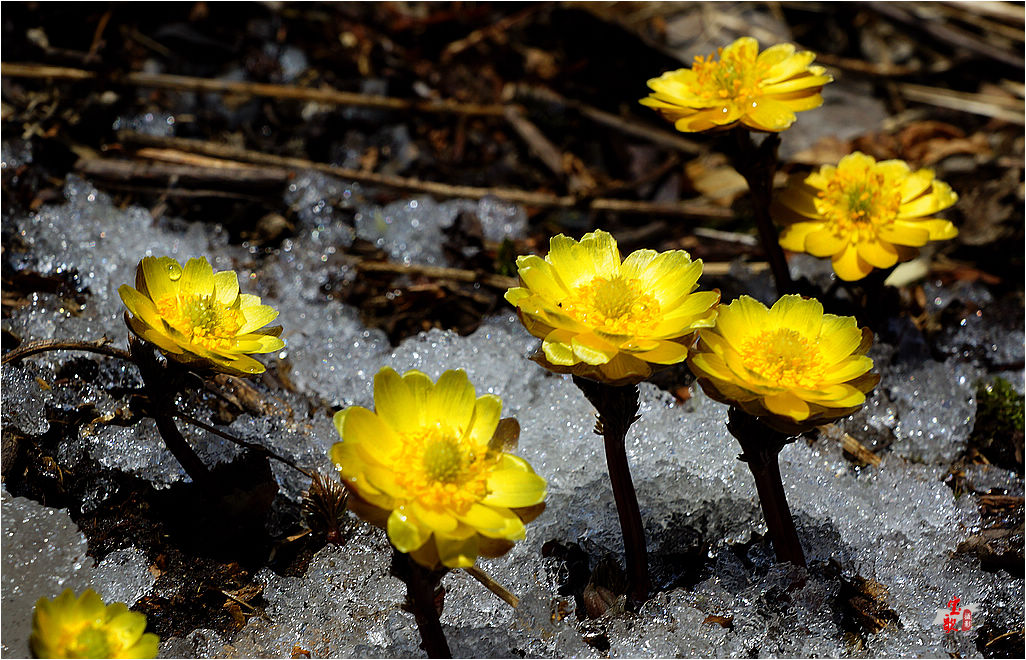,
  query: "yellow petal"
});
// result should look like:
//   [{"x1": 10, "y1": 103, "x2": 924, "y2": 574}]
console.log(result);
[
  {"x1": 898, "y1": 181, "x2": 958, "y2": 218},
  {"x1": 458, "y1": 503, "x2": 525, "y2": 539},
  {"x1": 742, "y1": 98, "x2": 797, "y2": 132},
  {"x1": 817, "y1": 316, "x2": 863, "y2": 364},
  {"x1": 179, "y1": 257, "x2": 214, "y2": 297},
  {"x1": 856, "y1": 238, "x2": 899, "y2": 269},
  {"x1": 900, "y1": 169, "x2": 935, "y2": 202},
  {"x1": 768, "y1": 295, "x2": 823, "y2": 337},
  {"x1": 234, "y1": 334, "x2": 285, "y2": 353},
  {"x1": 428, "y1": 370, "x2": 478, "y2": 432},
  {"x1": 342, "y1": 406, "x2": 401, "y2": 459},
  {"x1": 879, "y1": 222, "x2": 930, "y2": 247},
  {"x1": 119, "y1": 285, "x2": 163, "y2": 330},
  {"x1": 571, "y1": 333, "x2": 618, "y2": 365},
  {"x1": 140, "y1": 256, "x2": 180, "y2": 302},
  {"x1": 821, "y1": 356, "x2": 874, "y2": 384},
  {"x1": 542, "y1": 328, "x2": 578, "y2": 365},
  {"x1": 805, "y1": 229, "x2": 847, "y2": 258},
  {"x1": 374, "y1": 367, "x2": 421, "y2": 434},
  {"x1": 596, "y1": 353, "x2": 651, "y2": 384},
  {"x1": 774, "y1": 183, "x2": 822, "y2": 220},
  {"x1": 778, "y1": 221, "x2": 822, "y2": 252},
  {"x1": 631, "y1": 339, "x2": 689, "y2": 365},
  {"x1": 410, "y1": 501, "x2": 459, "y2": 534},
  {"x1": 652, "y1": 290, "x2": 720, "y2": 336},
  {"x1": 434, "y1": 532, "x2": 480, "y2": 568},
  {"x1": 238, "y1": 304, "x2": 279, "y2": 334},
  {"x1": 619, "y1": 249, "x2": 659, "y2": 280},
  {"x1": 126, "y1": 314, "x2": 186, "y2": 354},
  {"x1": 763, "y1": 391, "x2": 811, "y2": 420},
  {"x1": 467, "y1": 394, "x2": 502, "y2": 446},
  {"x1": 547, "y1": 234, "x2": 595, "y2": 288},
  {"x1": 387, "y1": 507, "x2": 429, "y2": 553},
  {"x1": 831, "y1": 244, "x2": 873, "y2": 281},
  {"x1": 482, "y1": 469, "x2": 547, "y2": 508},
  {"x1": 517, "y1": 255, "x2": 567, "y2": 301},
  {"x1": 916, "y1": 219, "x2": 958, "y2": 240},
  {"x1": 715, "y1": 295, "x2": 769, "y2": 345},
  {"x1": 579, "y1": 230, "x2": 622, "y2": 279},
  {"x1": 213, "y1": 270, "x2": 240, "y2": 305}
]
